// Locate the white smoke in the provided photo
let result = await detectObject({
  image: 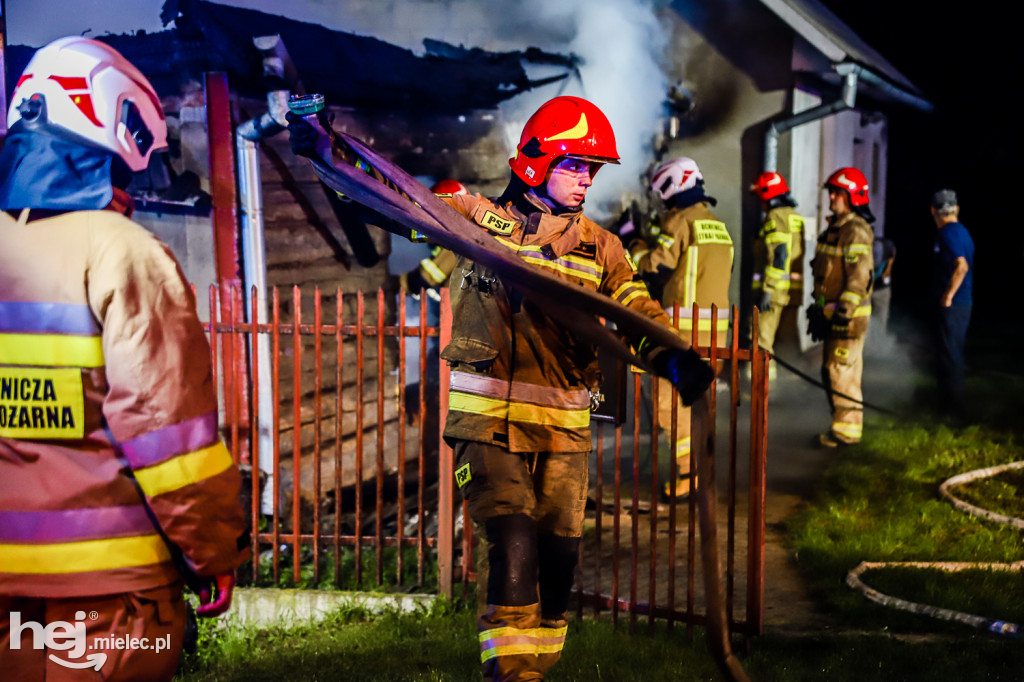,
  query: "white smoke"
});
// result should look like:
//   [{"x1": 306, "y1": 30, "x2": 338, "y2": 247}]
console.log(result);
[
  {"x1": 218, "y1": 0, "x2": 671, "y2": 221},
  {"x1": 494, "y1": 0, "x2": 670, "y2": 220}
]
